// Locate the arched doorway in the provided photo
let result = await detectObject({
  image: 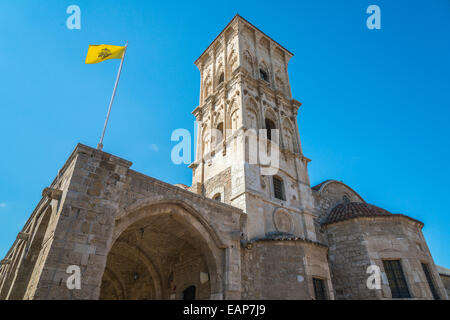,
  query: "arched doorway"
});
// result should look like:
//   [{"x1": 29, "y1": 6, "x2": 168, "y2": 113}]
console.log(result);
[{"x1": 99, "y1": 203, "x2": 223, "y2": 300}]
